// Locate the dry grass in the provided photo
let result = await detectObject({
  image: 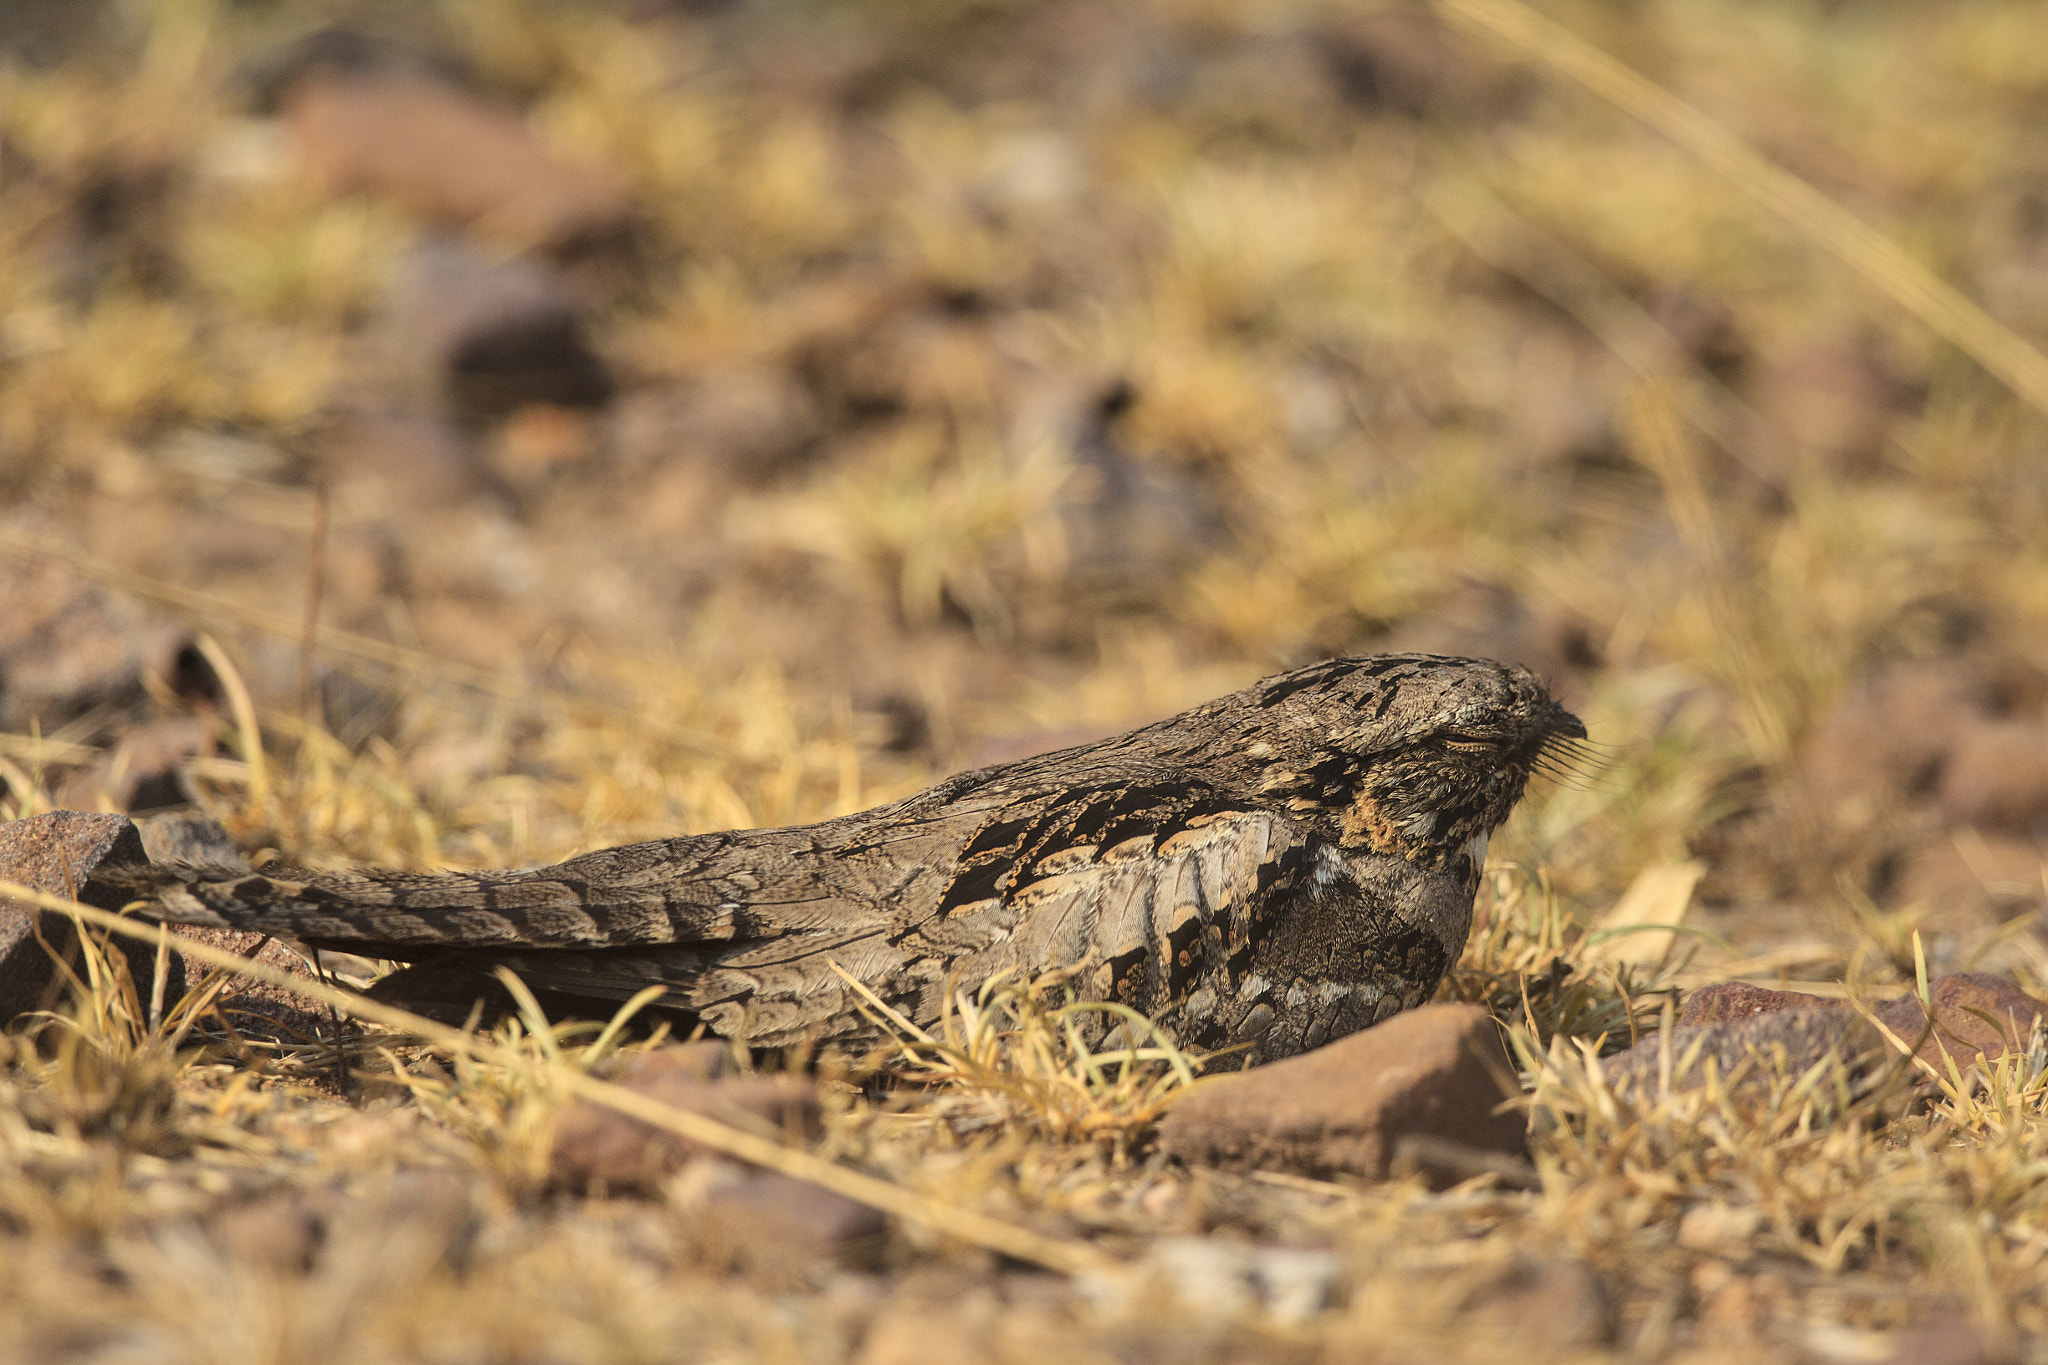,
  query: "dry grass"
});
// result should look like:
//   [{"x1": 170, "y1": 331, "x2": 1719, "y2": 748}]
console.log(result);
[
  {"x1": 5, "y1": 0, "x2": 2048, "y2": 1358},
  {"x1": 839, "y1": 966, "x2": 1208, "y2": 1156}
]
